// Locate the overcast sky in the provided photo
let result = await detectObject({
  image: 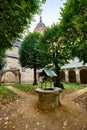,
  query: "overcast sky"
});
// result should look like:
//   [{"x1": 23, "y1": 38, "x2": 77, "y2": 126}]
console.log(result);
[{"x1": 30, "y1": 0, "x2": 66, "y2": 32}]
